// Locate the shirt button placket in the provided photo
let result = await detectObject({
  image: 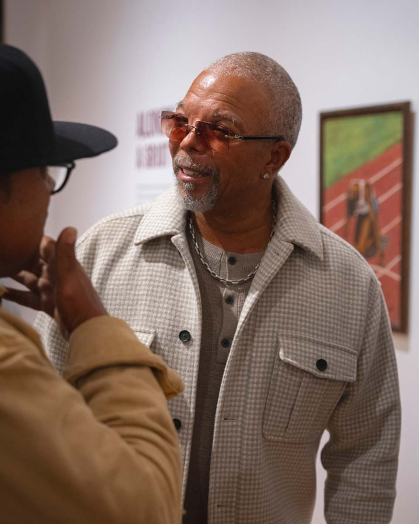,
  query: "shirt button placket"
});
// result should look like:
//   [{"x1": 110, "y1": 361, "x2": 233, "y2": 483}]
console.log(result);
[
  {"x1": 225, "y1": 295, "x2": 234, "y2": 305},
  {"x1": 225, "y1": 252, "x2": 239, "y2": 284}
]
